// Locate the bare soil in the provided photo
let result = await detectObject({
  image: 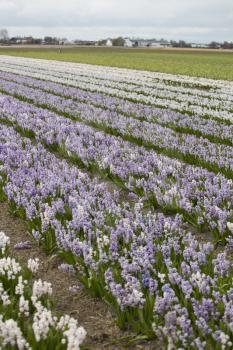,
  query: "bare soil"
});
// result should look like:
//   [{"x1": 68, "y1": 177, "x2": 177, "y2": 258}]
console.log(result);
[
  {"x1": 0, "y1": 202, "x2": 160, "y2": 350},
  {"x1": 1, "y1": 45, "x2": 233, "y2": 53}
]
